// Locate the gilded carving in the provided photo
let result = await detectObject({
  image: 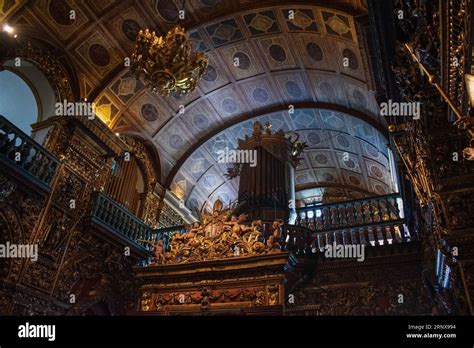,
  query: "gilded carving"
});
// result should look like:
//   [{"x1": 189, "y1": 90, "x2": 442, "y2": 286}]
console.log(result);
[{"x1": 159, "y1": 200, "x2": 281, "y2": 264}]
